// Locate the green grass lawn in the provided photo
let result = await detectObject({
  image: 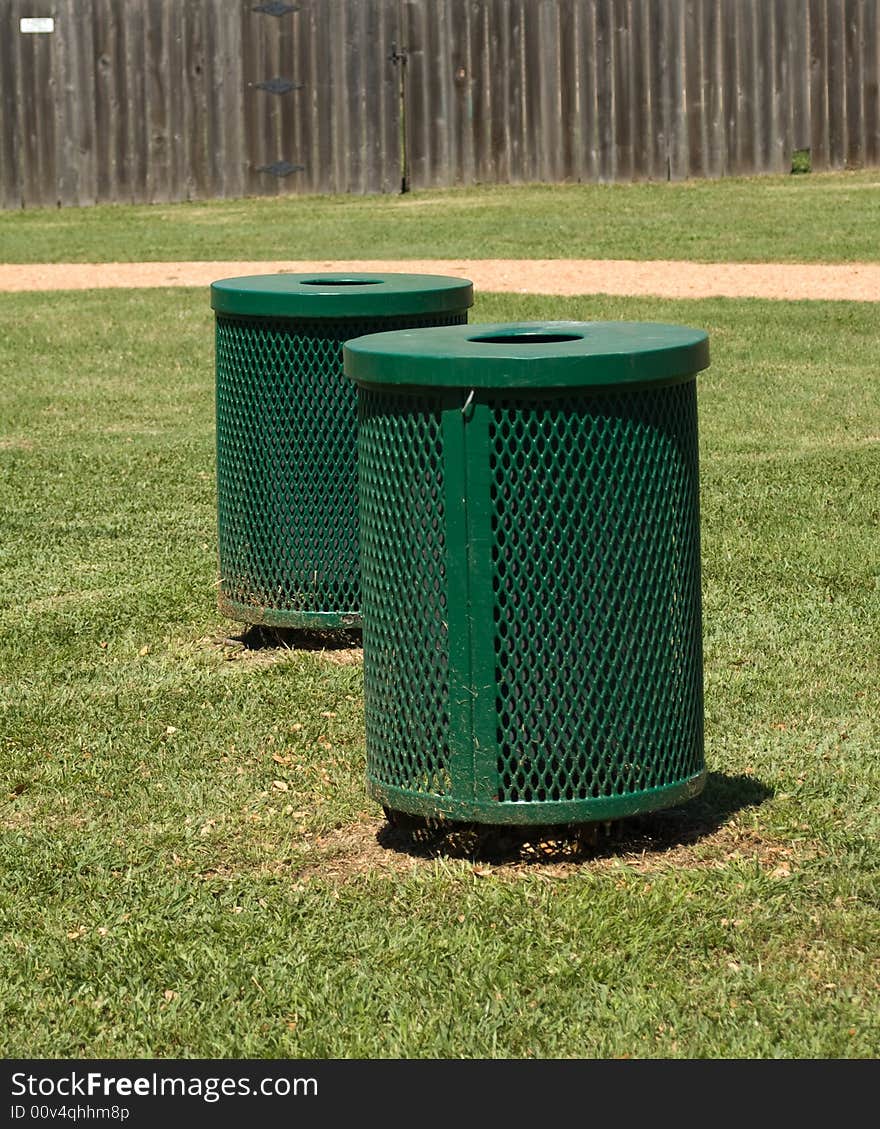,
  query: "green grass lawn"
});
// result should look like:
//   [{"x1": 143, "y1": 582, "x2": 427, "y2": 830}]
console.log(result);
[
  {"x1": 1, "y1": 286, "x2": 877, "y2": 1058},
  {"x1": 1, "y1": 170, "x2": 879, "y2": 264}
]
